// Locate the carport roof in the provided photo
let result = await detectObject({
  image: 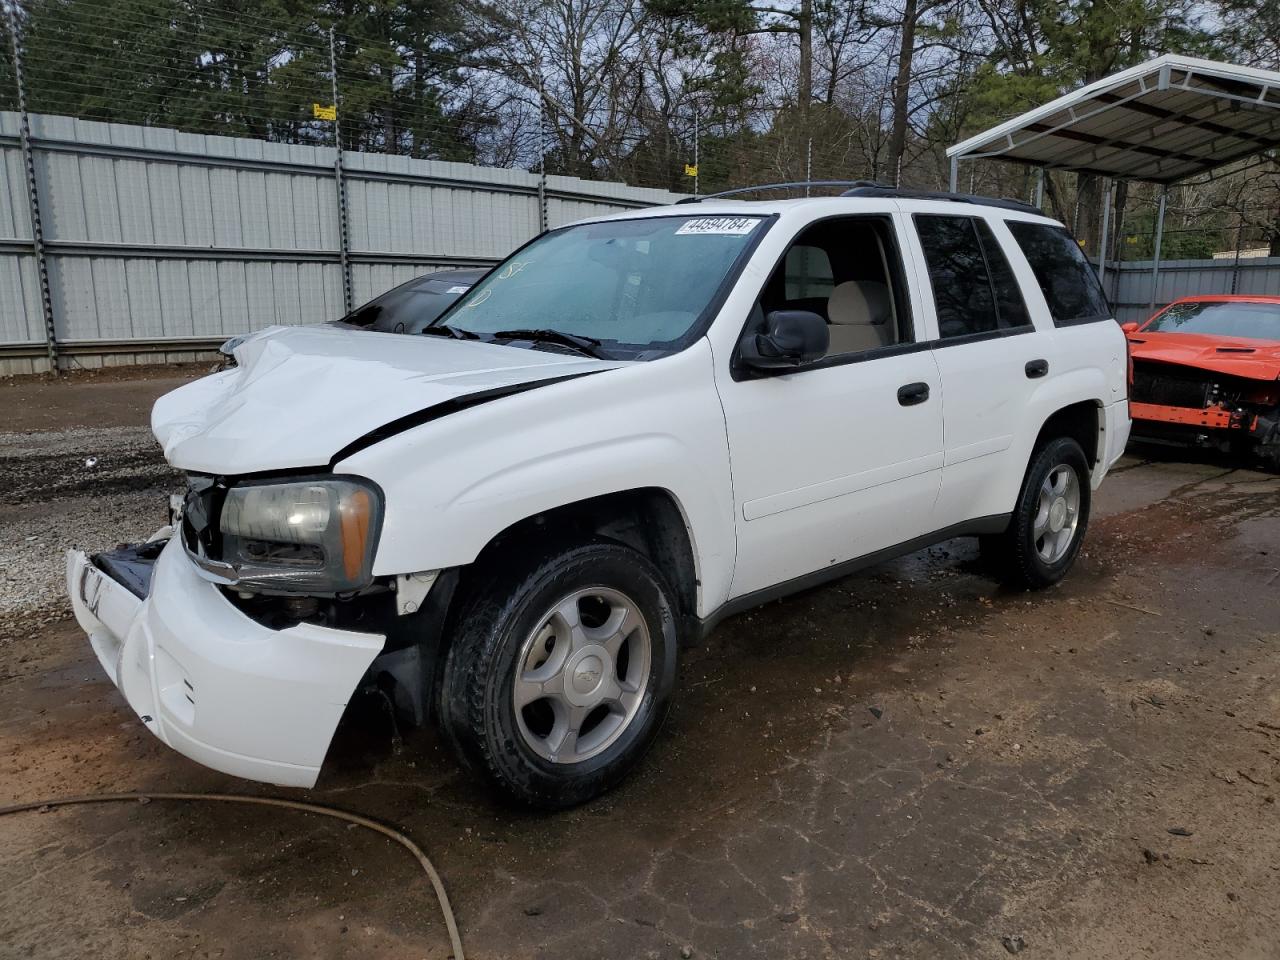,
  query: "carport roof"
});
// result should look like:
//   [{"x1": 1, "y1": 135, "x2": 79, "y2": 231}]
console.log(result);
[{"x1": 947, "y1": 55, "x2": 1280, "y2": 184}]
